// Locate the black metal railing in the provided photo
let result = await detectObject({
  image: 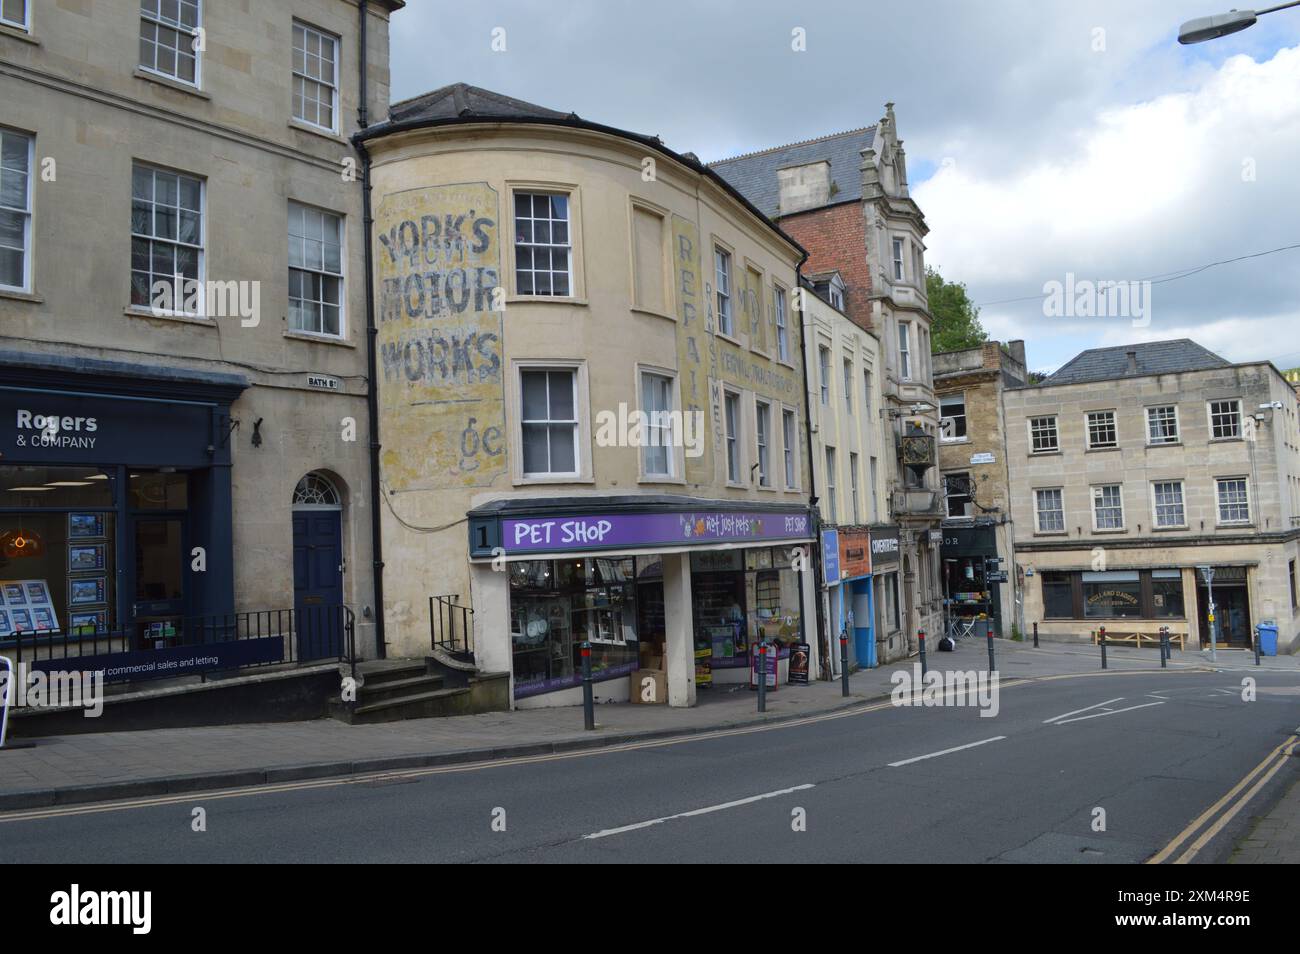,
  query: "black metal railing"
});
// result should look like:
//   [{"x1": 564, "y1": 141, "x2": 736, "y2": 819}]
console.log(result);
[
  {"x1": 429, "y1": 594, "x2": 474, "y2": 657},
  {"x1": 0, "y1": 605, "x2": 356, "y2": 684}
]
